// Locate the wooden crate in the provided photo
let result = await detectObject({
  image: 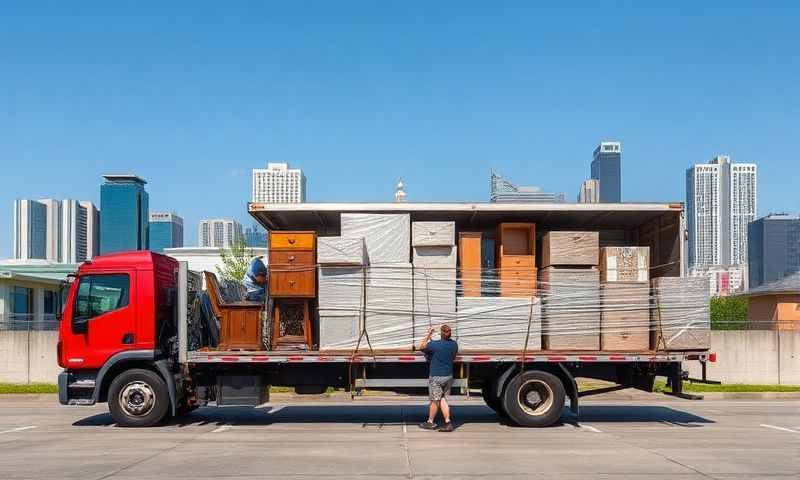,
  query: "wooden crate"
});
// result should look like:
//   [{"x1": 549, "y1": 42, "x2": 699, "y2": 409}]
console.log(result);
[{"x1": 541, "y1": 231, "x2": 599, "y2": 267}]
